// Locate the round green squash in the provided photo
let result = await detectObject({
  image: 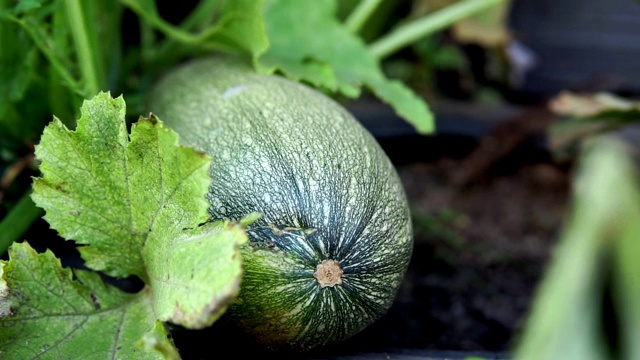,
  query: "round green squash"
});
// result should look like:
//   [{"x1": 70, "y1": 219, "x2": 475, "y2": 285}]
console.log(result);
[{"x1": 148, "y1": 57, "x2": 413, "y2": 350}]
